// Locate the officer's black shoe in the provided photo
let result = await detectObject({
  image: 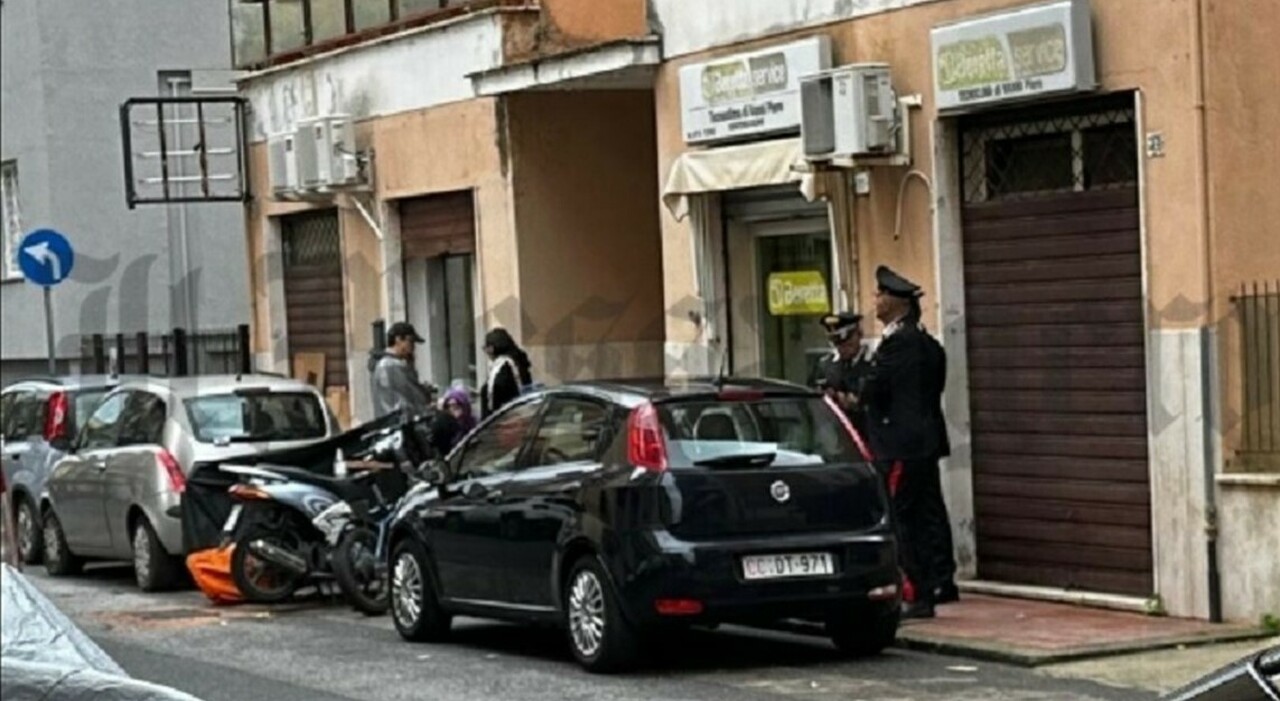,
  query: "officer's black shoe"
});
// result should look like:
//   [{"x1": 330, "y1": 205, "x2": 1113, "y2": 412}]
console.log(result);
[
  {"x1": 901, "y1": 600, "x2": 936, "y2": 620},
  {"x1": 935, "y1": 583, "x2": 961, "y2": 604}
]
